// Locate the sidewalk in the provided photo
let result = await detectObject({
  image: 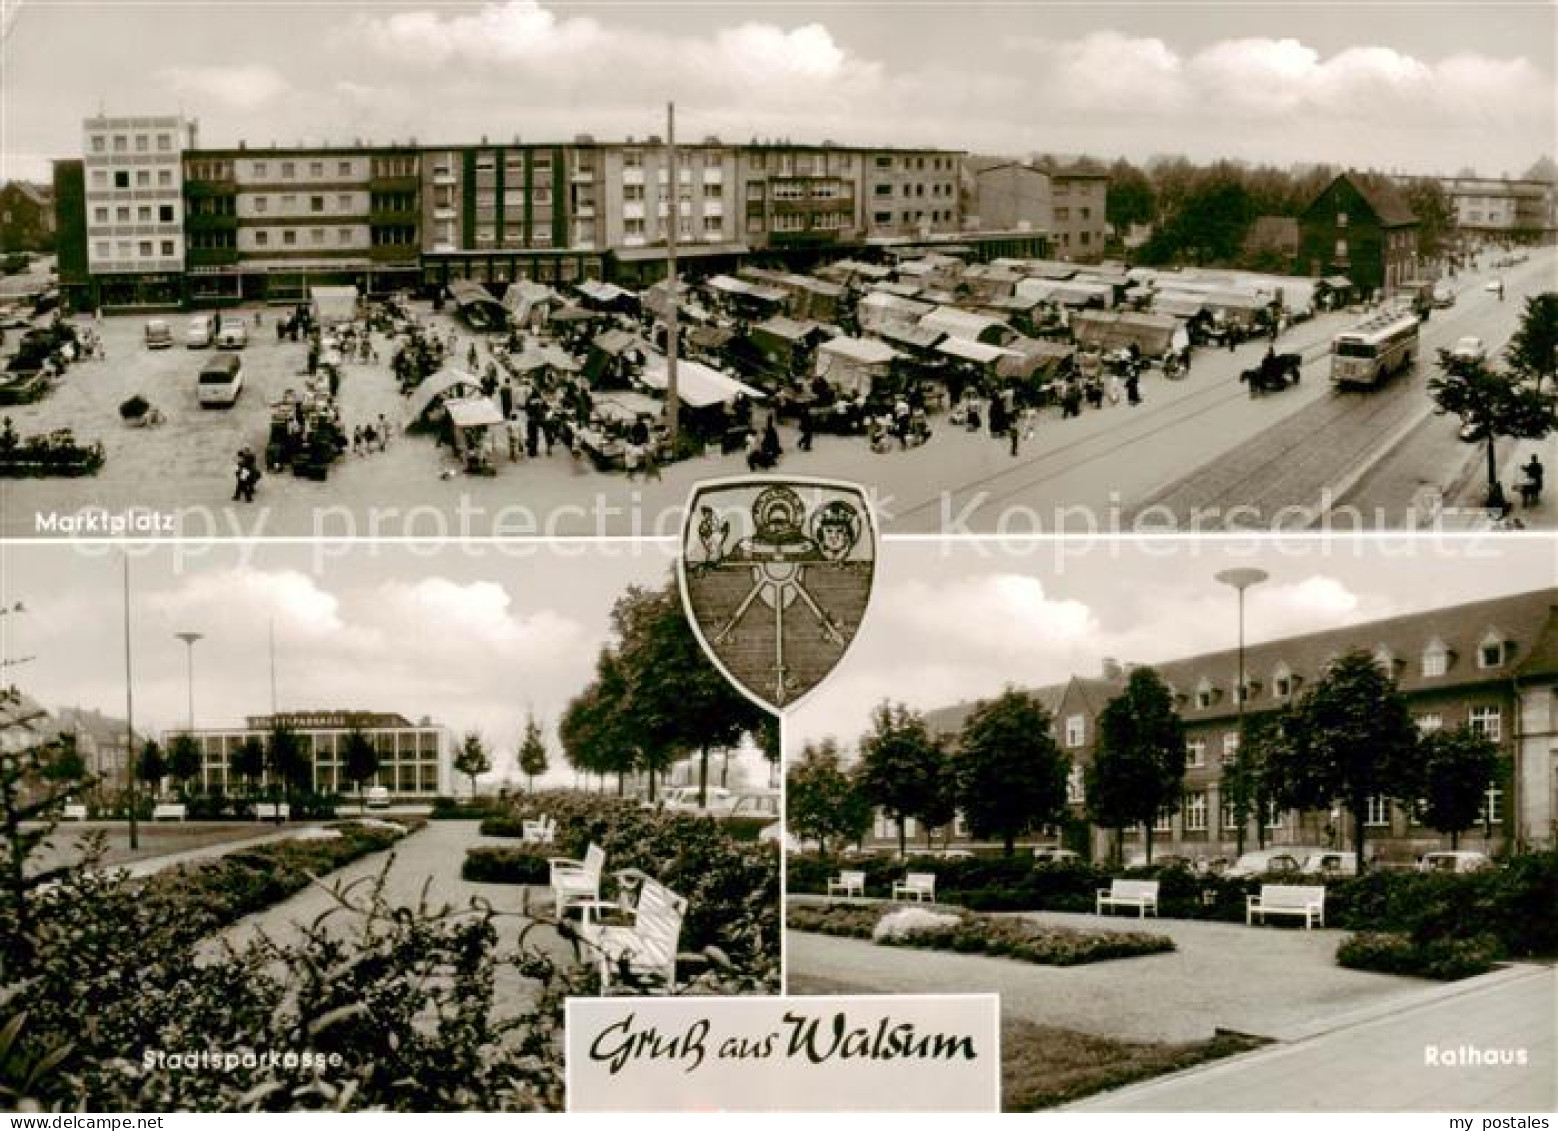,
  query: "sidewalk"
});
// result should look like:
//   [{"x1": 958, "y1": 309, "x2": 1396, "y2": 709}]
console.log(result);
[{"x1": 1065, "y1": 963, "x2": 1556, "y2": 1112}]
